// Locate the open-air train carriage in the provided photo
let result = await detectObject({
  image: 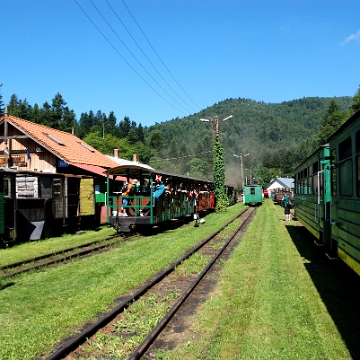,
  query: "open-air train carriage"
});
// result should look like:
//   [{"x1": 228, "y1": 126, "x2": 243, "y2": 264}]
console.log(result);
[{"x1": 106, "y1": 164, "x2": 215, "y2": 233}]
